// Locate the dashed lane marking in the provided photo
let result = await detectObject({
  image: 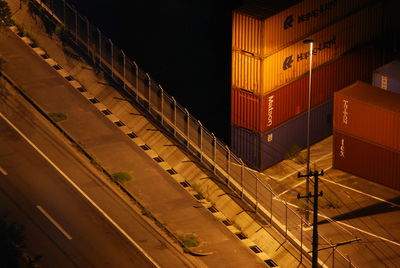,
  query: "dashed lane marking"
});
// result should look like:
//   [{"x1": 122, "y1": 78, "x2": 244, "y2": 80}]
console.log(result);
[
  {"x1": 36, "y1": 205, "x2": 72, "y2": 240},
  {"x1": 0, "y1": 166, "x2": 8, "y2": 176}
]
